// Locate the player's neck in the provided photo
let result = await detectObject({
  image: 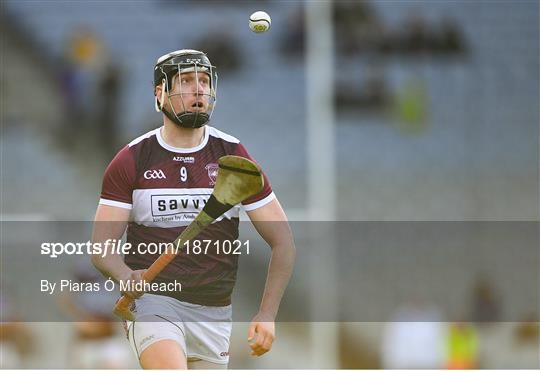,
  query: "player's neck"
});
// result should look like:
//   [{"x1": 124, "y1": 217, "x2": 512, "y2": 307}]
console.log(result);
[{"x1": 161, "y1": 120, "x2": 205, "y2": 149}]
